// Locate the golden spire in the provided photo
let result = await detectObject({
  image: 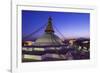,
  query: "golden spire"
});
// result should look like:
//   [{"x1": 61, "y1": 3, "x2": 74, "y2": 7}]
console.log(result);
[{"x1": 45, "y1": 17, "x2": 54, "y2": 33}]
